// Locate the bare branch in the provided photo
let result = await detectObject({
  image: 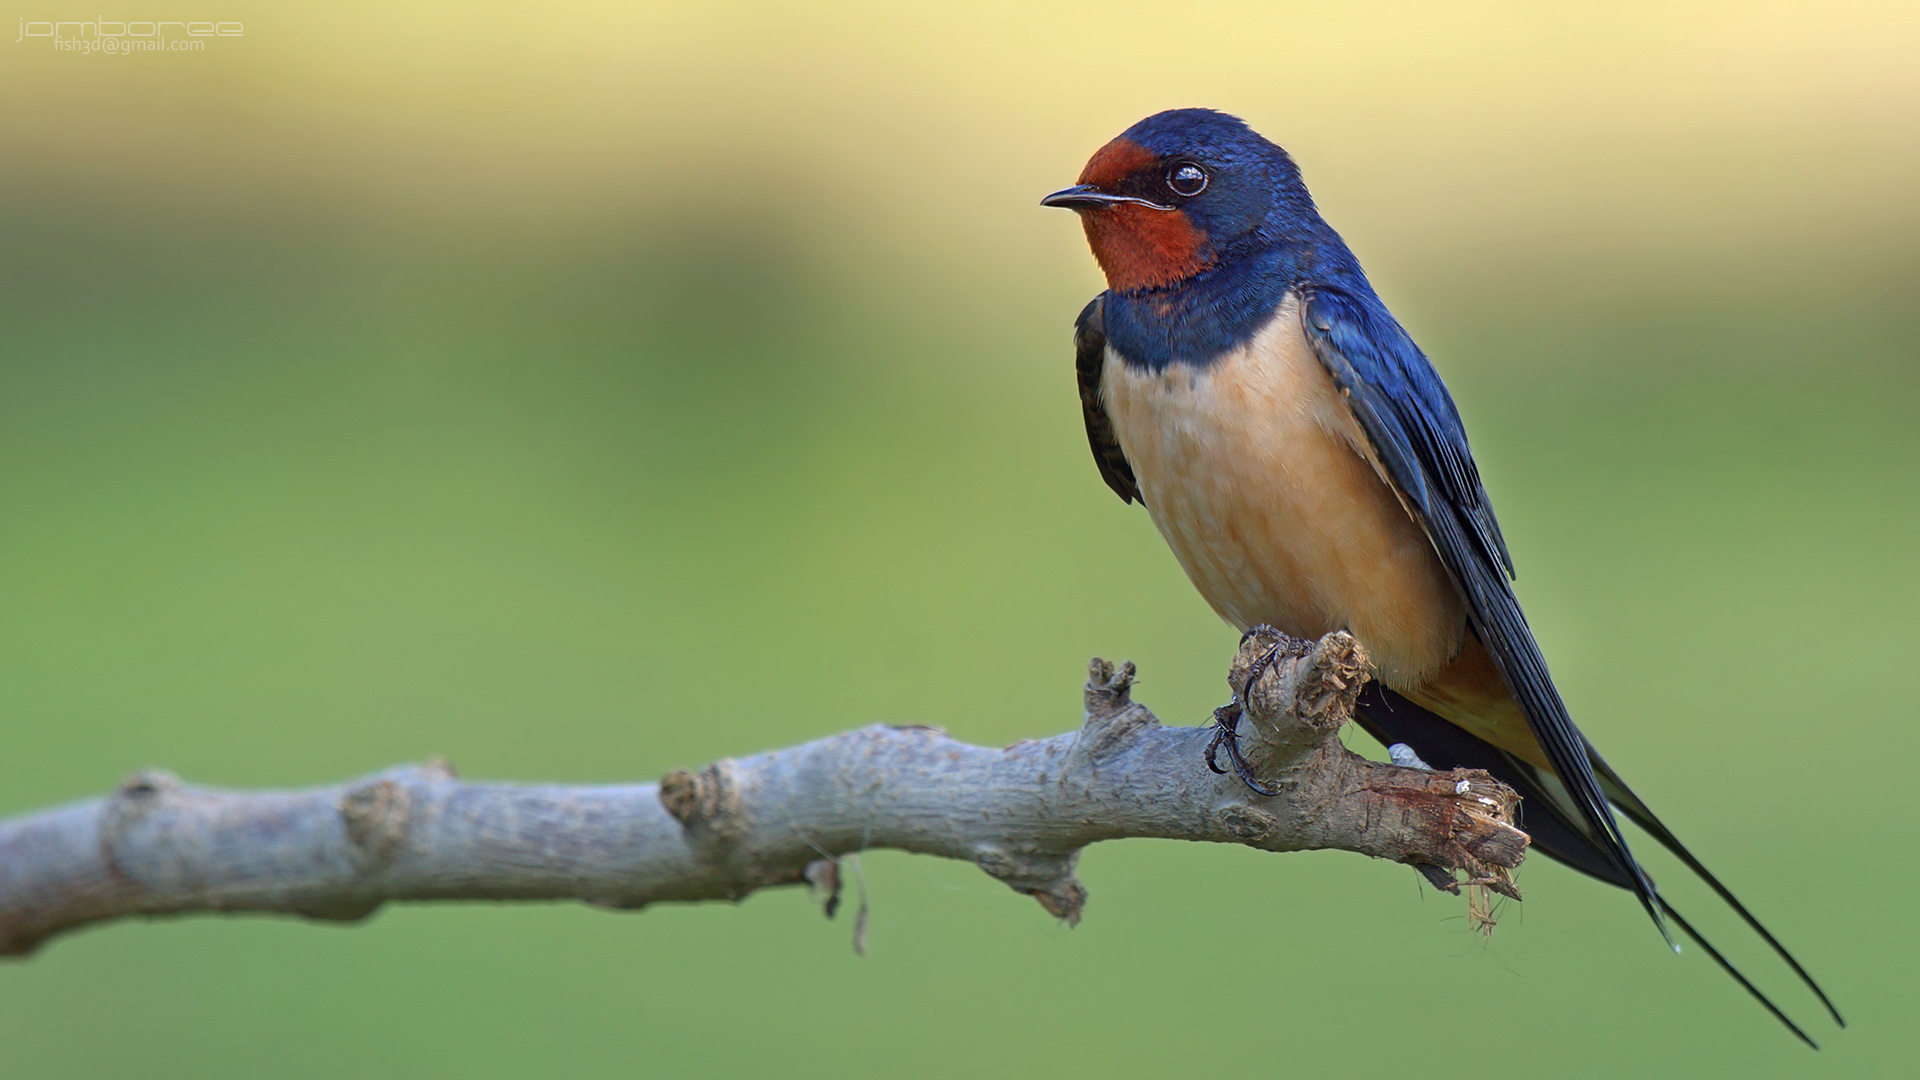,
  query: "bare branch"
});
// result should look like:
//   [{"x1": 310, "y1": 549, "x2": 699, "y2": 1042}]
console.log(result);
[{"x1": 0, "y1": 630, "x2": 1527, "y2": 957}]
